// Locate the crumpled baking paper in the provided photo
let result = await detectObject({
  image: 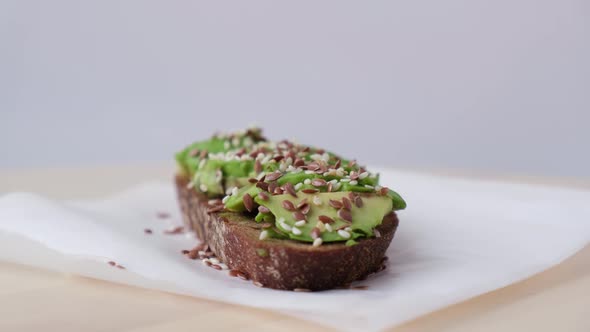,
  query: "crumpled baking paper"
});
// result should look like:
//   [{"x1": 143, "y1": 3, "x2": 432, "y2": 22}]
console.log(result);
[{"x1": 0, "y1": 169, "x2": 589, "y2": 331}]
